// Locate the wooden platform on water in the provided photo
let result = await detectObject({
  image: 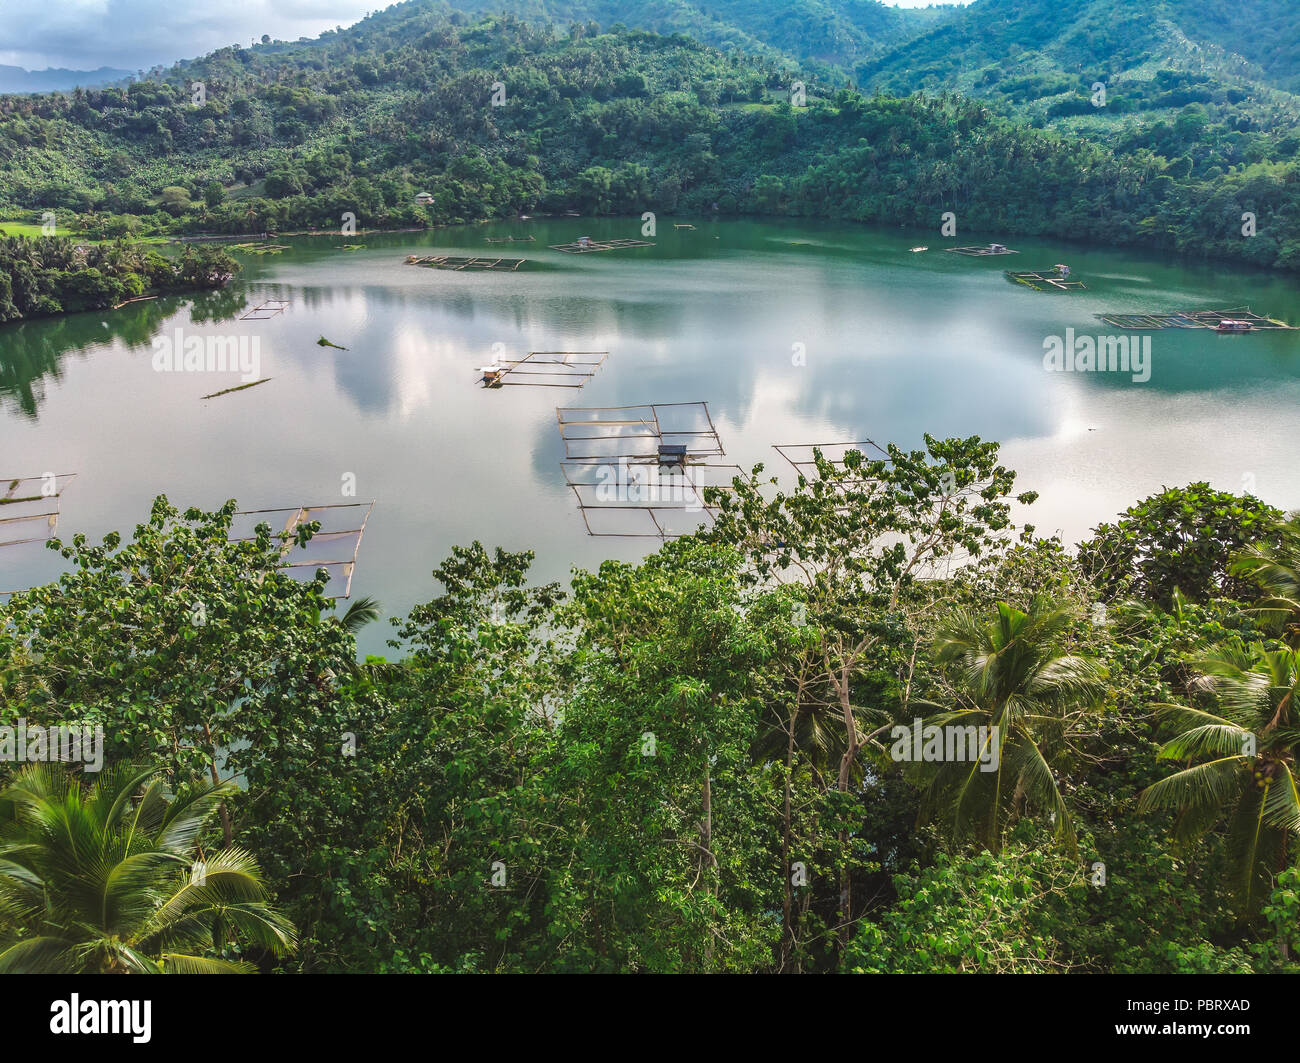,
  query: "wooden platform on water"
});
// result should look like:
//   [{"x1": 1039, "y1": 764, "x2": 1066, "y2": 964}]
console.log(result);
[
  {"x1": 406, "y1": 254, "x2": 525, "y2": 271},
  {"x1": 484, "y1": 235, "x2": 535, "y2": 244},
  {"x1": 548, "y1": 238, "x2": 655, "y2": 254},
  {"x1": 1096, "y1": 307, "x2": 1297, "y2": 330},
  {"x1": 946, "y1": 244, "x2": 1018, "y2": 256},
  {"x1": 1006, "y1": 269, "x2": 1086, "y2": 291}
]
